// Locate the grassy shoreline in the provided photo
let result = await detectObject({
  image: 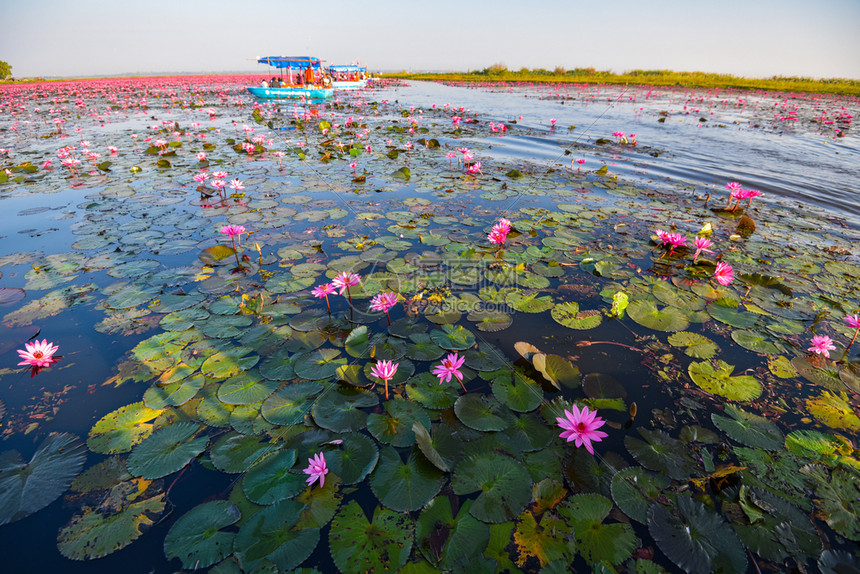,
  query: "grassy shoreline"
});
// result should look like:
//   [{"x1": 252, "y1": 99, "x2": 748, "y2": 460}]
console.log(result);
[{"x1": 383, "y1": 68, "x2": 860, "y2": 97}]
